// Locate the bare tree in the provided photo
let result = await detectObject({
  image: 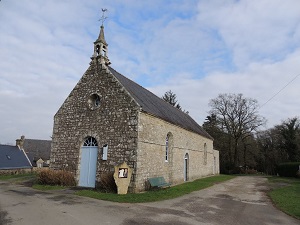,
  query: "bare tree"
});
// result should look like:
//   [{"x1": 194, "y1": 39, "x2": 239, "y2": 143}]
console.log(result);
[
  {"x1": 278, "y1": 117, "x2": 300, "y2": 162},
  {"x1": 209, "y1": 93, "x2": 266, "y2": 167},
  {"x1": 203, "y1": 113, "x2": 232, "y2": 173},
  {"x1": 256, "y1": 117, "x2": 300, "y2": 174},
  {"x1": 256, "y1": 128, "x2": 282, "y2": 174}
]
